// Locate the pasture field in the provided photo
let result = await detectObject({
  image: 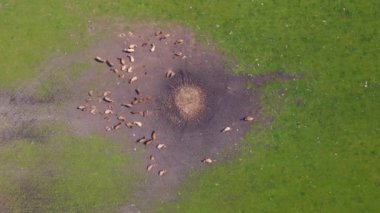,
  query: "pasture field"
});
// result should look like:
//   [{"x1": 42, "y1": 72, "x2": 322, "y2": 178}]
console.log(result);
[{"x1": 0, "y1": 0, "x2": 379, "y2": 212}]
